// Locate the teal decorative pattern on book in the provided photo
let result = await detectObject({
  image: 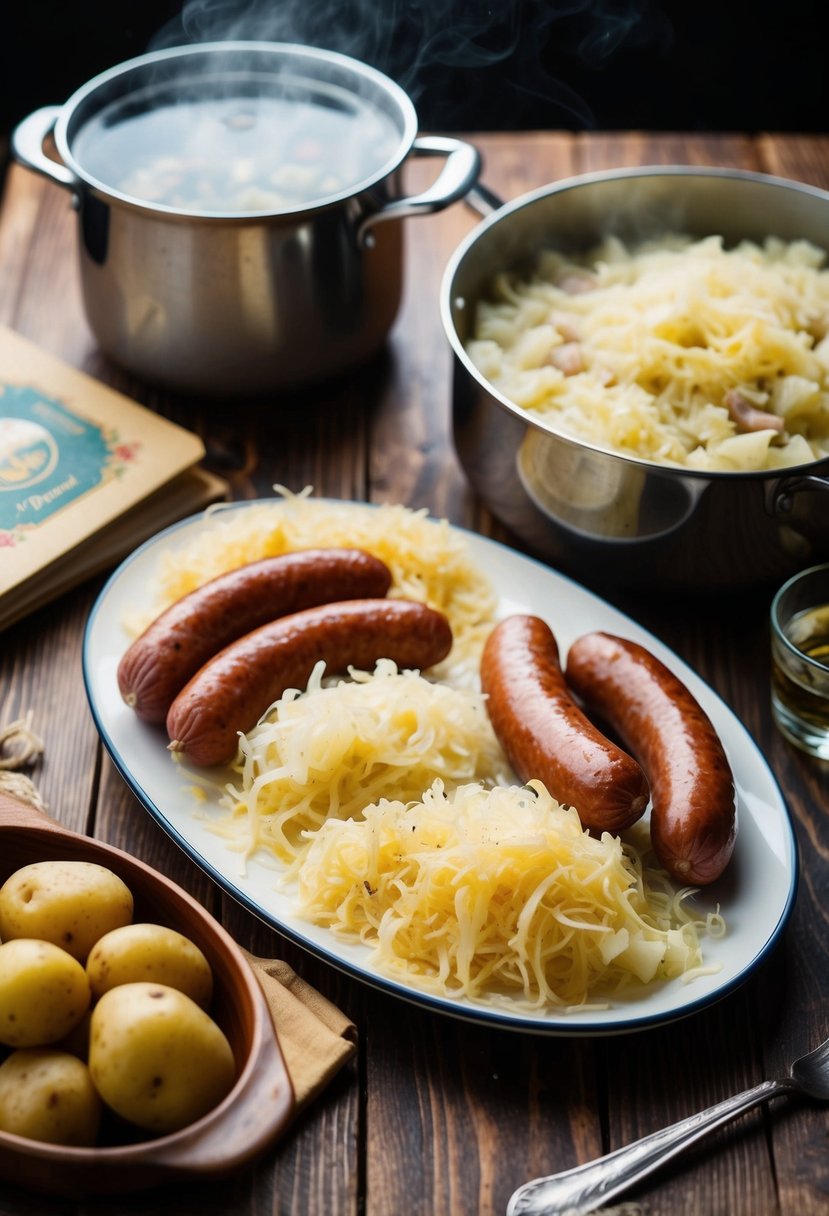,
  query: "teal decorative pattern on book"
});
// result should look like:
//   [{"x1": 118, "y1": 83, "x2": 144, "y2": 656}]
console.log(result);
[{"x1": 0, "y1": 386, "x2": 137, "y2": 536}]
